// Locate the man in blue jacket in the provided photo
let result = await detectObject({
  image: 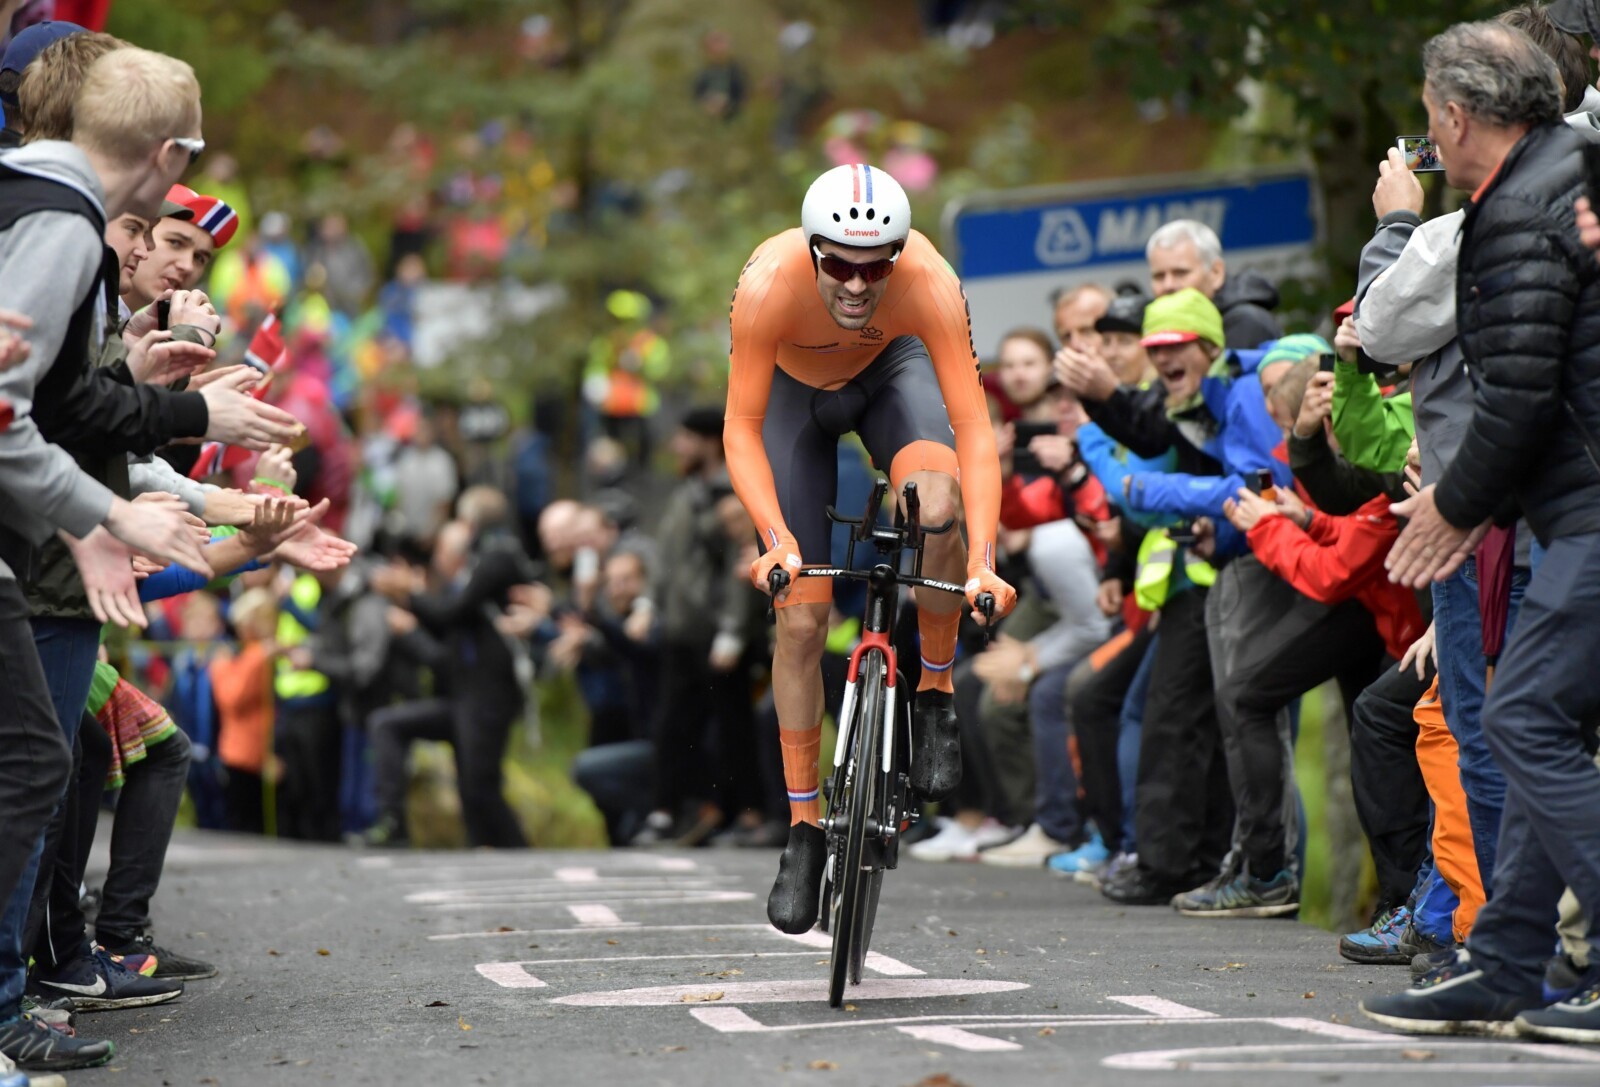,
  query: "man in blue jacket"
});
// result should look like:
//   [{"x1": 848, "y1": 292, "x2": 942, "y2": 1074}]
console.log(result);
[{"x1": 1061, "y1": 287, "x2": 1284, "y2": 905}]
